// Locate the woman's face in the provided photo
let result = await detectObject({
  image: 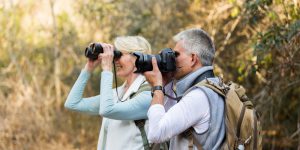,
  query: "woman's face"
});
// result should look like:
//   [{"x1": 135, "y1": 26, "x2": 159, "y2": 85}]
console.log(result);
[{"x1": 114, "y1": 52, "x2": 137, "y2": 78}]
